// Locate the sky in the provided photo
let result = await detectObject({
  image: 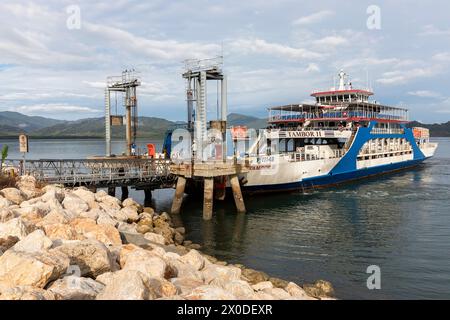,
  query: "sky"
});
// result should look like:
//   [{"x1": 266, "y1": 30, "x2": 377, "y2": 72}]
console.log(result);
[{"x1": 0, "y1": 0, "x2": 450, "y2": 123}]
